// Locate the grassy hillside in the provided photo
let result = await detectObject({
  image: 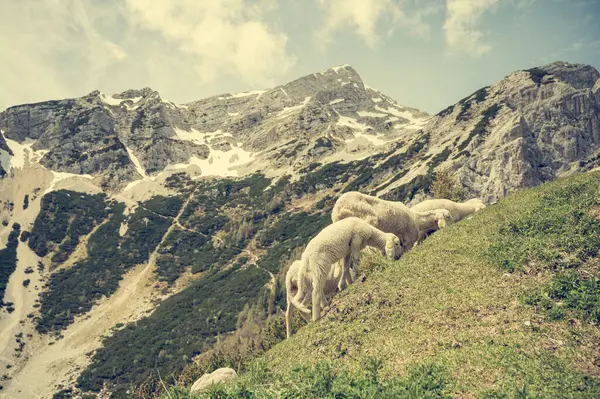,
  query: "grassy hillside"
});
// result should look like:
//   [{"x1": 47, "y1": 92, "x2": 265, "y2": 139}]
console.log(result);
[{"x1": 166, "y1": 170, "x2": 600, "y2": 398}]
